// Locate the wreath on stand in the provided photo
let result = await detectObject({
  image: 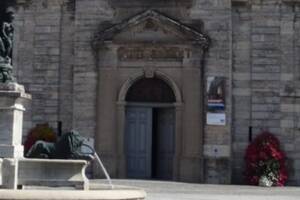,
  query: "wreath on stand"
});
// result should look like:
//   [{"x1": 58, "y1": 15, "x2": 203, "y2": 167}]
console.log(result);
[{"x1": 244, "y1": 131, "x2": 288, "y2": 186}]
